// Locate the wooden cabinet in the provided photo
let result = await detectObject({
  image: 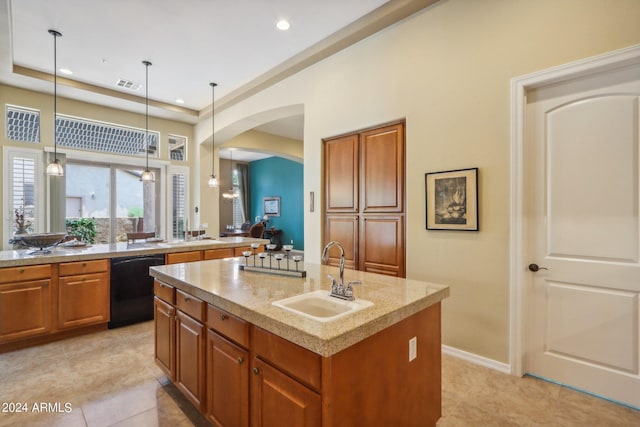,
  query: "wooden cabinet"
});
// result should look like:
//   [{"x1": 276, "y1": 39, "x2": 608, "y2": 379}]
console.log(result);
[
  {"x1": 58, "y1": 260, "x2": 109, "y2": 329},
  {"x1": 324, "y1": 122, "x2": 406, "y2": 277},
  {"x1": 203, "y1": 248, "x2": 234, "y2": 260},
  {"x1": 166, "y1": 250, "x2": 202, "y2": 264},
  {"x1": 206, "y1": 330, "x2": 249, "y2": 427},
  {"x1": 0, "y1": 264, "x2": 53, "y2": 342},
  {"x1": 251, "y1": 358, "x2": 321, "y2": 427},
  {"x1": 154, "y1": 296, "x2": 175, "y2": 379},
  {"x1": 176, "y1": 310, "x2": 206, "y2": 410}
]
